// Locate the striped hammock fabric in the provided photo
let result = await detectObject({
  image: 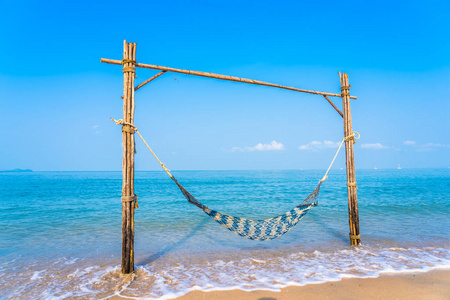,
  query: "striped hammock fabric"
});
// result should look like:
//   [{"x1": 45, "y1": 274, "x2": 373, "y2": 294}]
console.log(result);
[{"x1": 173, "y1": 179, "x2": 321, "y2": 241}]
